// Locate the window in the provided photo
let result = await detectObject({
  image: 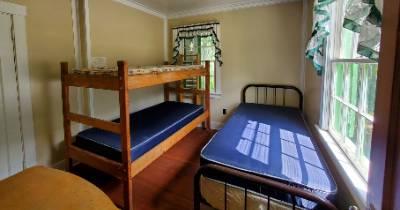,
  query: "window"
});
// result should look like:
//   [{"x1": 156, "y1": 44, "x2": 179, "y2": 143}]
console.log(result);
[
  {"x1": 324, "y1": 0, "x2": 378, "y2": 180},
  {"x1": 181, "y1": 36, "x2": 220, "y2": 94}
]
